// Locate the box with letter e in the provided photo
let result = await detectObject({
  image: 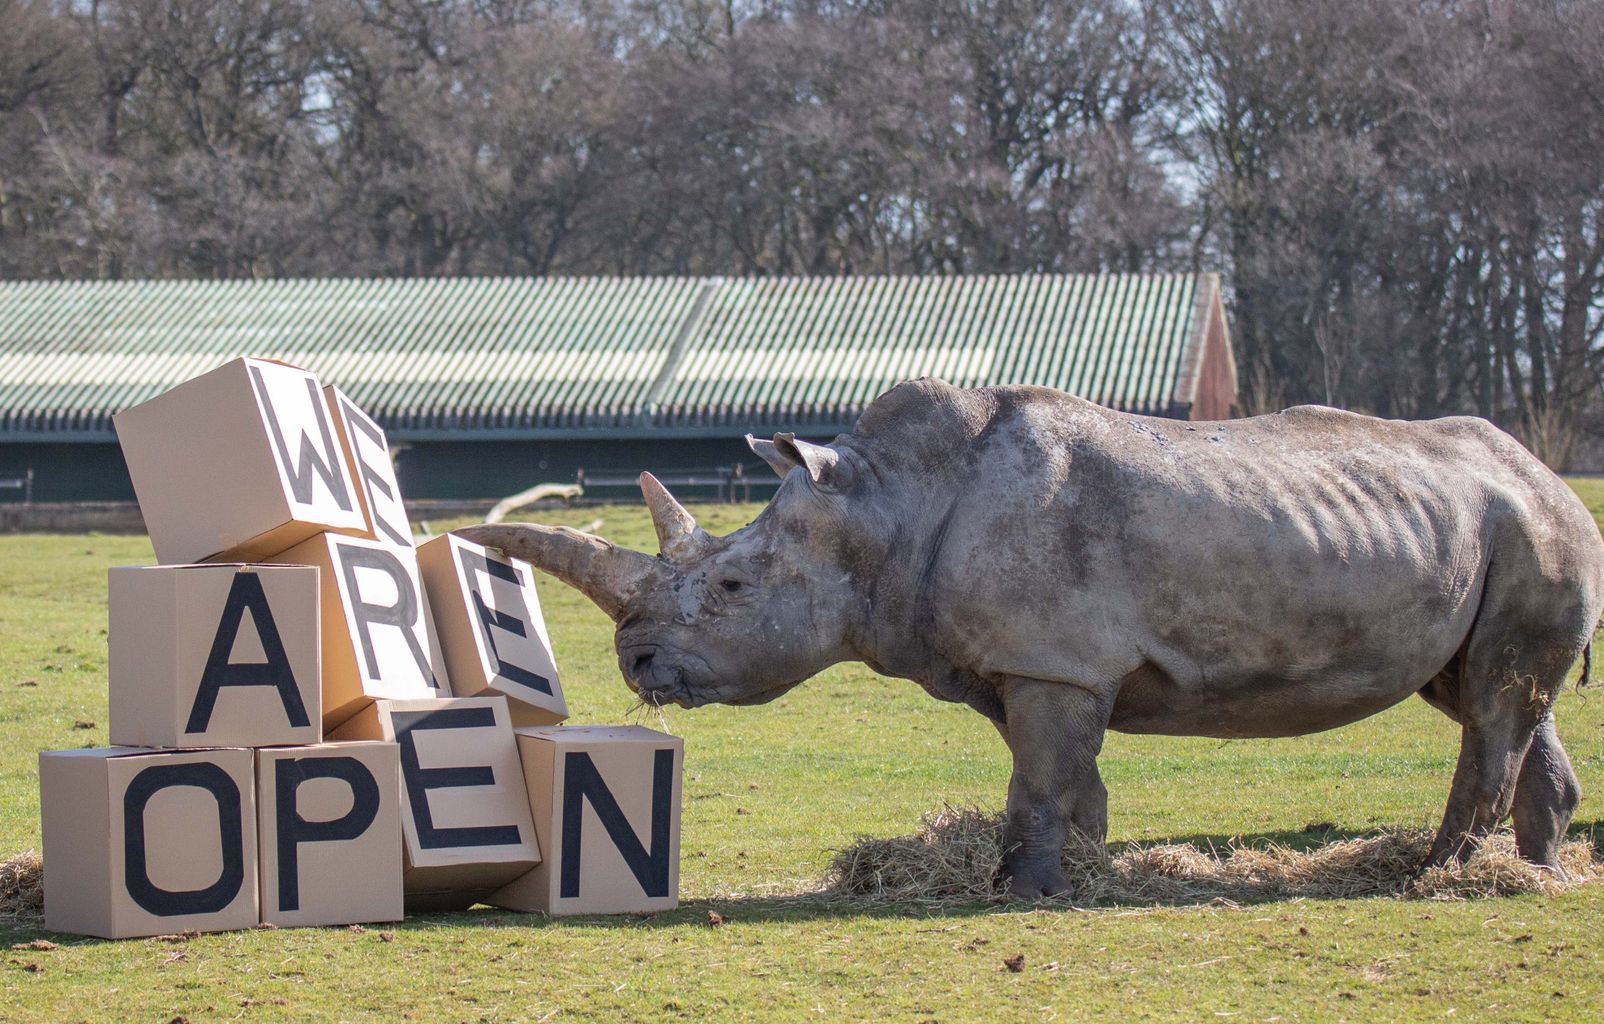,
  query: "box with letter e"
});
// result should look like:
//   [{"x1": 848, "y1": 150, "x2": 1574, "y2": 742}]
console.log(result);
[
  {"x1": 332, "y1": 697, "x2": 540, "y2": 911},
  {"x1": 419, "y1": 533, "x2": 567, "y2": 725}
]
